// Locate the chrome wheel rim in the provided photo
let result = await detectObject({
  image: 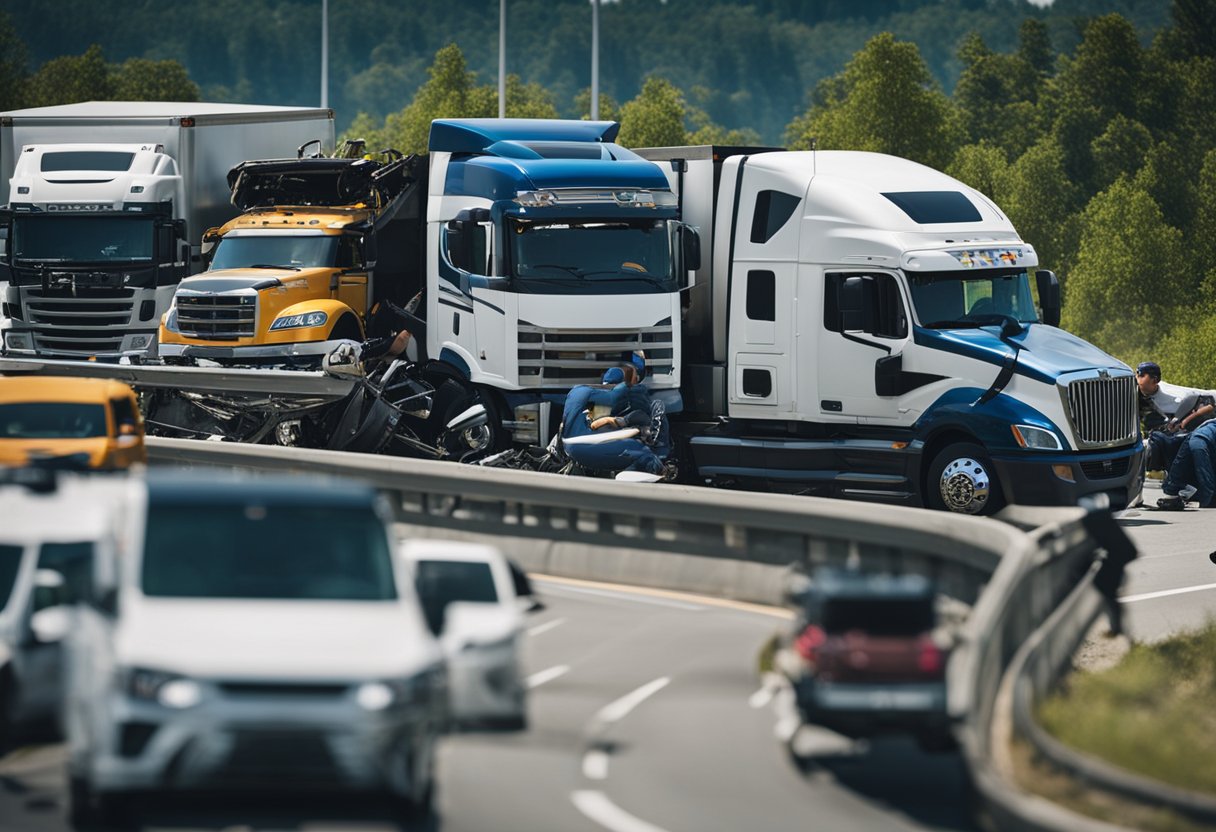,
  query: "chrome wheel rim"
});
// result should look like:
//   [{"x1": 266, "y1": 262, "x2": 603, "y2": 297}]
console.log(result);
[{"x1": 939, "y1": 456, "x2": 990, "y2": 514}]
